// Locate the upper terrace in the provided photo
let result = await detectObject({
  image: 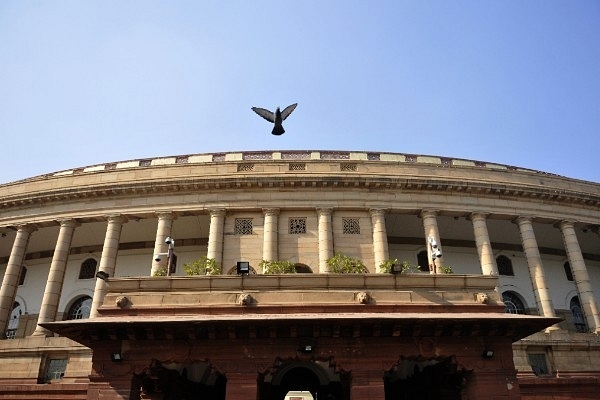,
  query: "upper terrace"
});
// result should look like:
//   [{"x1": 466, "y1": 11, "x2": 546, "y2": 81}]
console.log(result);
[{"x1": 8, "y1": 150, "x2": 562, "y2": 183}]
